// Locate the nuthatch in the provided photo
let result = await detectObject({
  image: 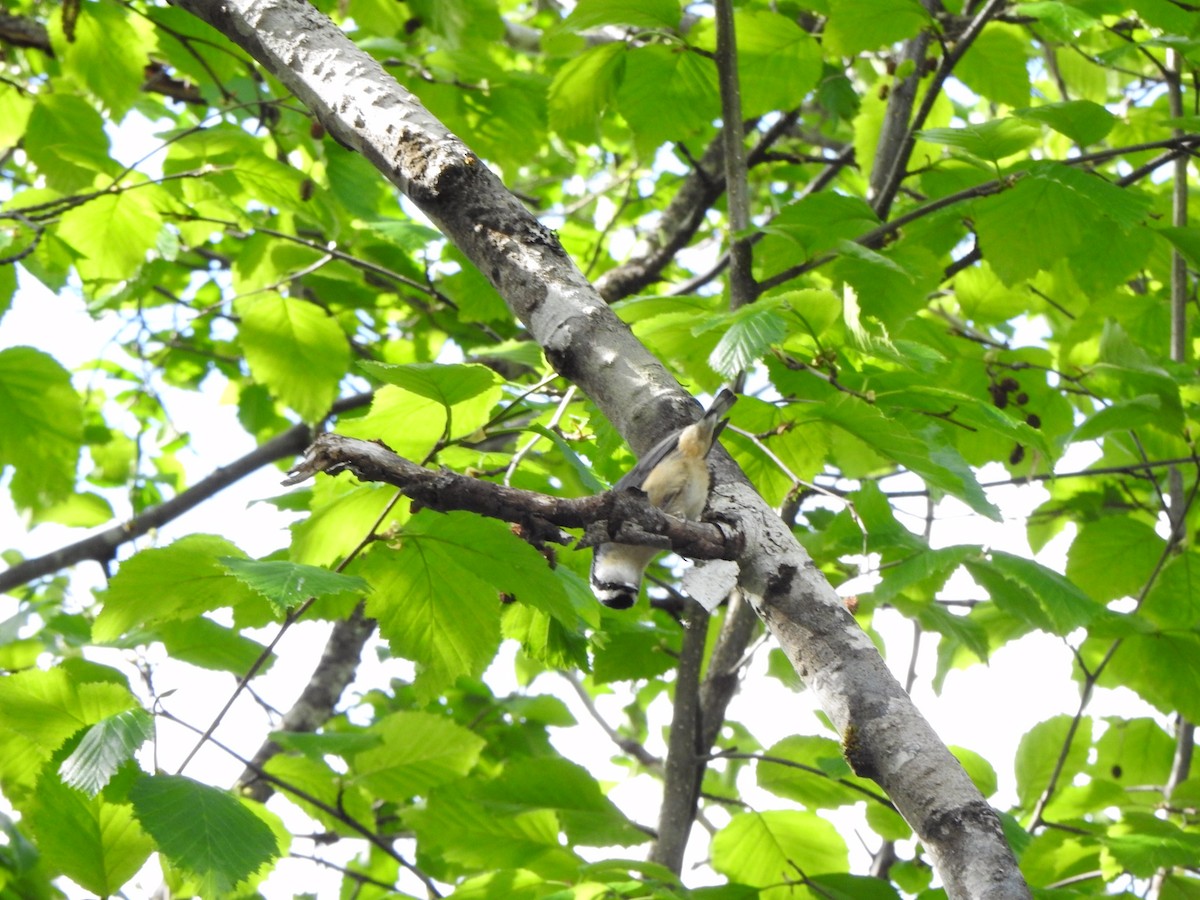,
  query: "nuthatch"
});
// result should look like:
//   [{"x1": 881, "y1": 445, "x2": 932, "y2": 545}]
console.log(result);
[{"x1": 591, "y1": 389, "x2": 736, "y2": 609}]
